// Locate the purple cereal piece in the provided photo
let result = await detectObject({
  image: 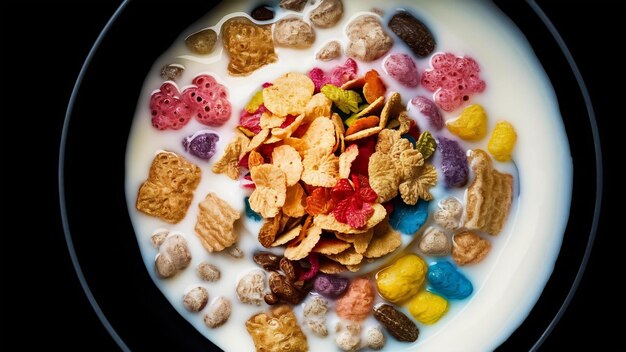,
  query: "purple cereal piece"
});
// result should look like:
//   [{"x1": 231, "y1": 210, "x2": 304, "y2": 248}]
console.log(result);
[
  {"x1": 438, "y1": 137, "x2": 468, "y2": 187},
  {"x1": 410, "y1": 96, "x2": 444, "y2": 130},
  {"x1": 183, "y1": 130, "x2": 220, "y2": 160},
  {"x1": 313, "y1": 273, "x2": 349, "y2": 298},
  {"x1": 383, "y1": 53, "x2": 420, "y2": 87}
]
